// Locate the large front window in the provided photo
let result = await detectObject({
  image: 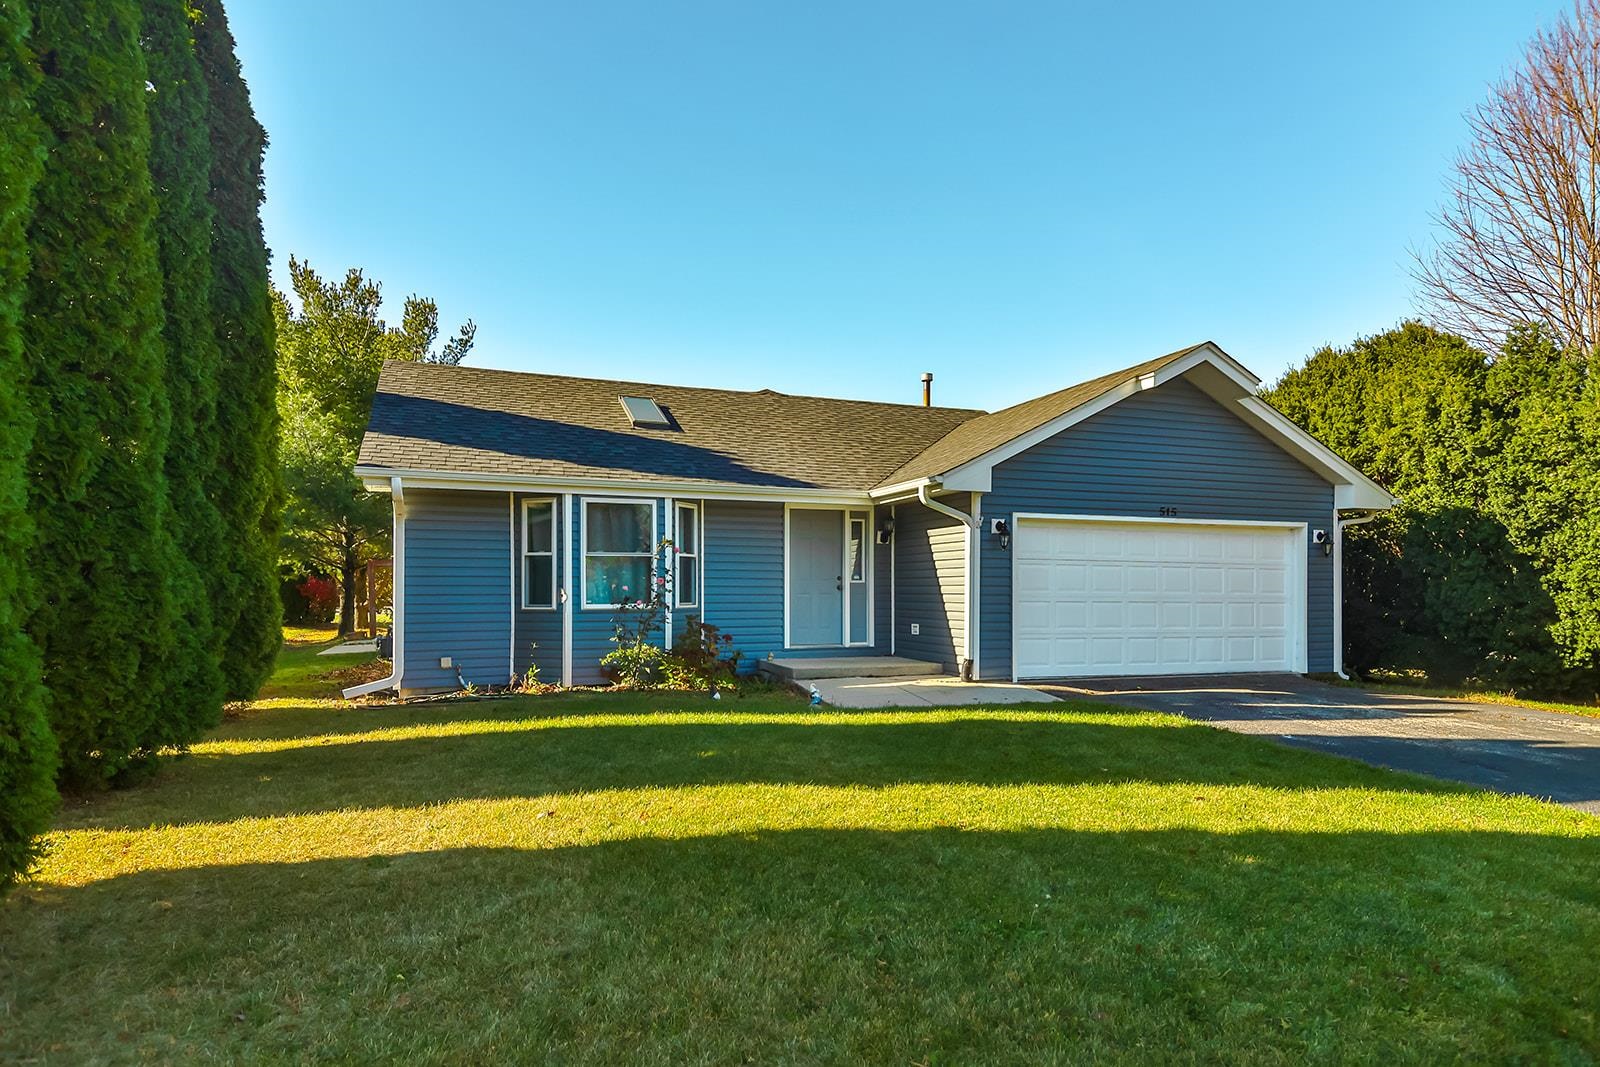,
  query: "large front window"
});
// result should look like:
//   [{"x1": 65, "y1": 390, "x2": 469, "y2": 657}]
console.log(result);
[{"x1": 584, "y1": 499, "x2": 655, "y2": 608}]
